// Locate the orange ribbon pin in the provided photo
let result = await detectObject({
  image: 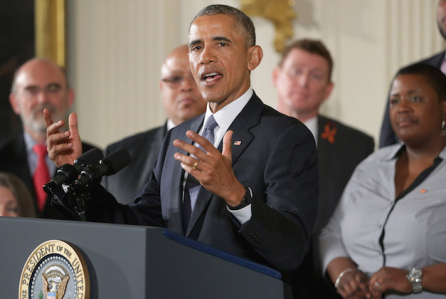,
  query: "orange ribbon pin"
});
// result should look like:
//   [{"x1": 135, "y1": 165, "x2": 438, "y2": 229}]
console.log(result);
[{"x1": 321, "y1": 123, "x2": 337, "y2": 144}]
